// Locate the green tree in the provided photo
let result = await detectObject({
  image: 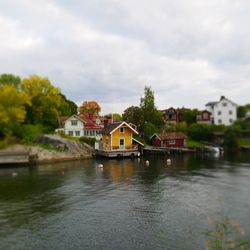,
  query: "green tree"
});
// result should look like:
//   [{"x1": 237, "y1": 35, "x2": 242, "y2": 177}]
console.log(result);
[
  {"x1": 105, "y1": 113, "x2": 123, "y2": 121},
  {"x1": 181, "y1": 109, "x2": 199, "y2": 125},
  {"x1": 0, "y1": 85, "x2": 30, "y2": 137},
  {"x1": 0, "y1": 73, "x2": 21, "y2": 89},
  {"x1": 140, "y1": 86, "x2": 164, "y2": 132},
  {"x1": 59, "y1": 93, "x2": 78, "y2": 116},
  {"x1": 22, "y1": 75, "x2": 64, "y2": 128},
  {"x1": 237, "y1": 105, "x2": 247, "y2": 119},
  {"x1": 224, "y1": 126, "x2": 241, "y2": 150},
  {"x1": 188, "y1": 124, "x2": 213, "y2": 142},
  {"x1": 122, "y1": 106, "x2": 144, "y2": 130}
]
